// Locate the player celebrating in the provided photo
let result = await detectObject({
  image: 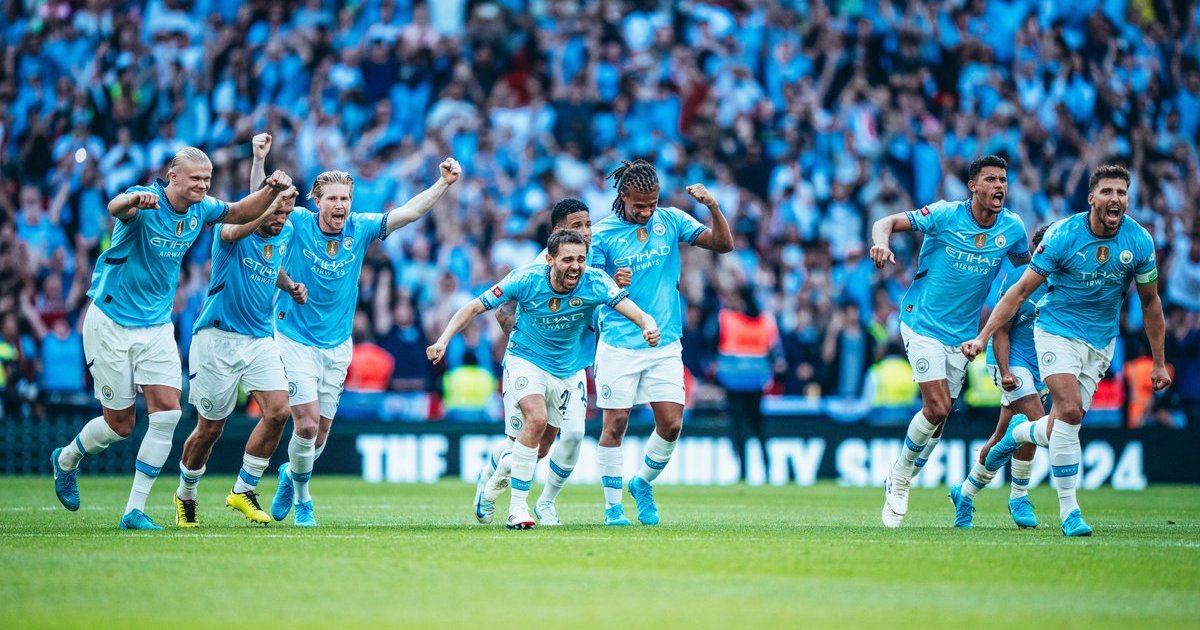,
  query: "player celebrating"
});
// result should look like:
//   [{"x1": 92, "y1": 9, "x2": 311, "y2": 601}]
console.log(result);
[
  {"x1": 474, "y1": 198, "x2": 607, "y2": 526},
  {"x1": 269, "y1": 157, "x2": 462, "y2": 527},
  {"x1": 590, "y1": 160, "x2": 732, "y2": 526},
  {"x1": 173, "y1": 134, "x2": 308, "y2": 528},
  {"x1": 50, "y1": 147, "x2": 293, "y2": 530},
  {"x1": 429, "y1": 229, "x2": 661, "y2": 529},
  {"x1": 962, "y1": 165, "x2": 1171, "y2": 536},
  {"x1": 870, "y1": 155, "x2": 1029, "y2": 529},
  {"x1": 948, "y1": 224, "x2": 1052, "y2": 529}
]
